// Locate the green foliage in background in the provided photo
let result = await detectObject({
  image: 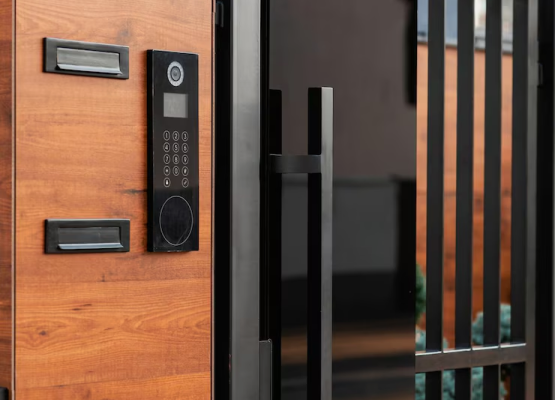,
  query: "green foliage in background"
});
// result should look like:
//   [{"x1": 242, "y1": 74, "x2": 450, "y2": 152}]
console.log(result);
[
  {"x1": 415, "y1": 368, "x2": 507, "y2": 400},
  {"x1": 415, "y1": 329, "x2": 507, "y2": 399},
  {"x1": 415, "y1": 266, "x2": 510, "y2": 399},
  {"x1": 416, "y1": 264, "x2": 426, "y2": 324},
  {"x1": 415, "y1": 371, "x2": 455, "y2": 400},
  {"x1": 472, "y1": 303, "x2": 512, "y2": 381},
  {"x1": 472, "y1": 304, "x2": 512, "y2": 345},
  {"x1": 415, "y1": 327, "x2": 447, "y2": 351}
]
